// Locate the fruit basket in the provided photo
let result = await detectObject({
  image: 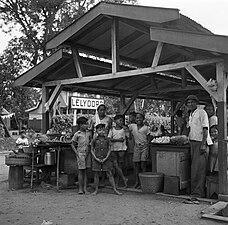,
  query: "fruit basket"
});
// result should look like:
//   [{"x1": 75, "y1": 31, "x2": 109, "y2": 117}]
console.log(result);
[
  {"x1": 139, "y1": 172, "x2": 164, "y2": 193},
  {"x1": 5, "y1": 154, "x2": 32, "y2": 166}
]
